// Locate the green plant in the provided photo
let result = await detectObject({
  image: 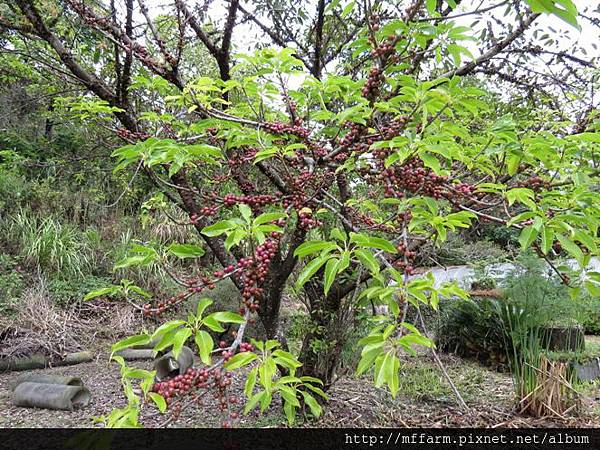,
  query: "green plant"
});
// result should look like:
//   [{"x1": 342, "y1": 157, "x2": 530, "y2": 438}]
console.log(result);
[
  {"x1": 0, "y1": 254, "x2": 24, "y2": 311},
  {"x1": 497, "y1": 258, "x2": 581, "y2": 416},
  {"x1": 5, "y1": 210, "x2": 92, "y2": 277},
  {"x1": 47, "y1": 274, "x2": 113, "y2": 307},
  {"x1": 436, "y1": 296, "x2": 508, "y2": 368},
  {"x1": 580, "y1": 295, "x2": 600, "y2": 335}
]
